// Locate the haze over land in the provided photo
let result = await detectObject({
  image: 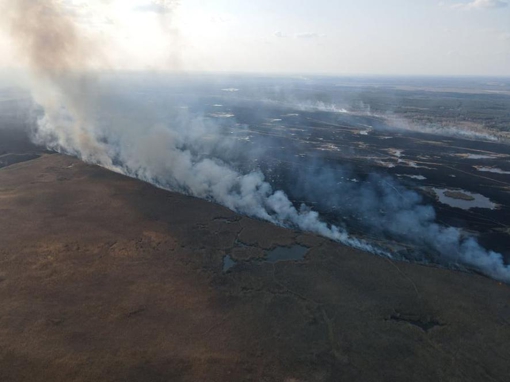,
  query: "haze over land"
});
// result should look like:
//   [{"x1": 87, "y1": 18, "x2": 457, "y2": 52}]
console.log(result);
[
  {"x1": 0, "y1": 0, "x2": 509, "y2": 282},
  {"x1": 1, "y1": 2, "x2": 510, "y2": 381}
]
